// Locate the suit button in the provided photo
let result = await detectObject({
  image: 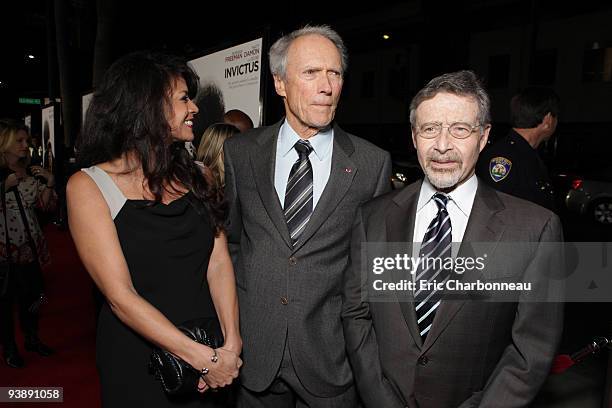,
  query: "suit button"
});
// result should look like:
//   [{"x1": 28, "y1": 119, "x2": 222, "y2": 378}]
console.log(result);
[
  {"x1": 280, "y1": 296, "x2": 289, "y2": 305},
  {"x1": 288, "y1": 256, "x2": 297, "y2": 265},
  {"x1": 418, "y1": 356, "x2": 429, "y2": 366}
]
